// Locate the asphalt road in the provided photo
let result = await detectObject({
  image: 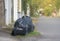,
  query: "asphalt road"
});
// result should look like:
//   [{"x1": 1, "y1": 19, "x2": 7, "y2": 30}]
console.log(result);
[{"x1": 36, "y1": 16, "x2": 60, "y2": 41}]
